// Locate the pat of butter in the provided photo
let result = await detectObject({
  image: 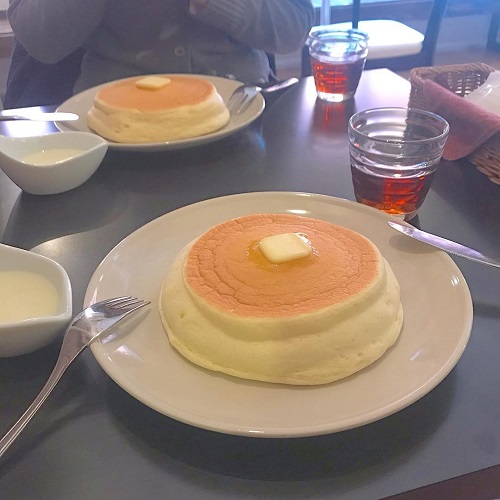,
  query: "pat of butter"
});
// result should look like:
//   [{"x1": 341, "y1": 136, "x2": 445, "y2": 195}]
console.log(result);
[
  {"x1": 136, "y1": 76, "x2": 171, "y2": 90},
  {"x1": 259, "y1": 233, "x2": 312, "y2": 264}
]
